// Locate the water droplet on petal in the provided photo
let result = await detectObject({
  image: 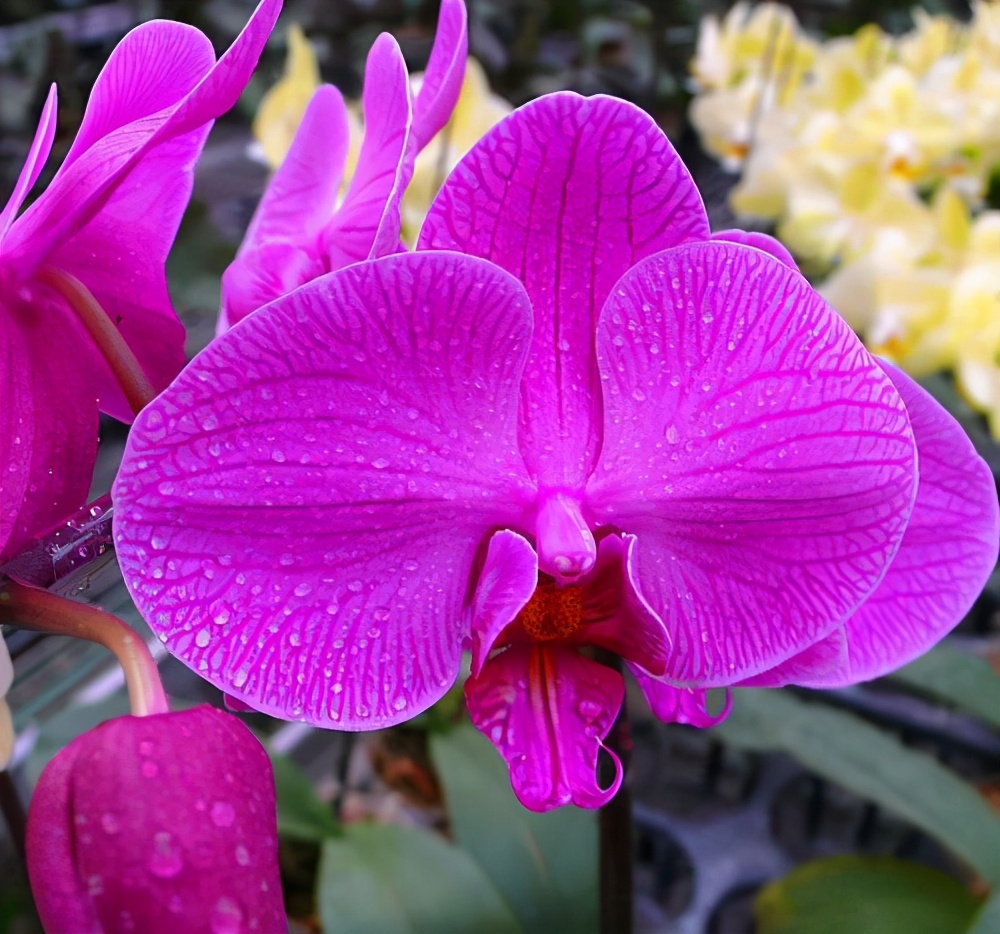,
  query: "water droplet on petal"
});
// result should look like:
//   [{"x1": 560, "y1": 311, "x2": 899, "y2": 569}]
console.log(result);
[
  {"x1": 211, "y1": 802, "x2": 235, "y2": 828},
  {"x1": 210, "y1": 896, "x2": 243, "y2": 934},
  {"x1": 149, "y1": 831, "x2": 183, "y2": 878}
]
